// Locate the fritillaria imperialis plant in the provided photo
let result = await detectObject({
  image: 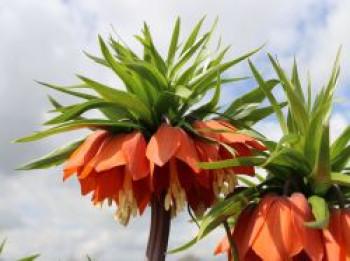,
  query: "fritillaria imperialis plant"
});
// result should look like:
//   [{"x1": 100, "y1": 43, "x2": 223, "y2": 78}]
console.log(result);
[
  {"x1": 189, "y1": 51, "x2": 350, "y2": 260},
  {"x1": 16, "y1": 18, "x2": 274, "y2": 261}
]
